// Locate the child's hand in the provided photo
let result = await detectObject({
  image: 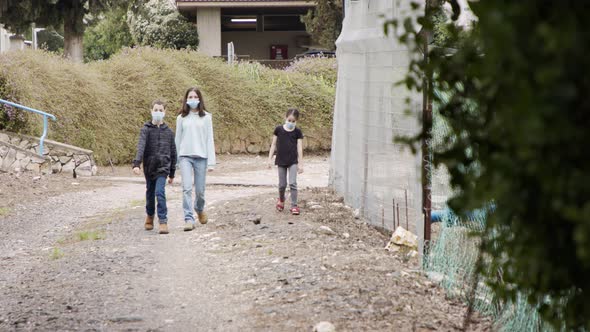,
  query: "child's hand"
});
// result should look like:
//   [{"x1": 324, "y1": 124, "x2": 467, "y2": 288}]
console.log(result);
[
  {"x1": 168, "y1": 177, "x2": 174, "y2": 184},
  {"x1": 298, "y1": 165, "x2": 304, "y2": 174},
  {"x1": 133, "y1": 167, "x2": 141, "y2": 175}
]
